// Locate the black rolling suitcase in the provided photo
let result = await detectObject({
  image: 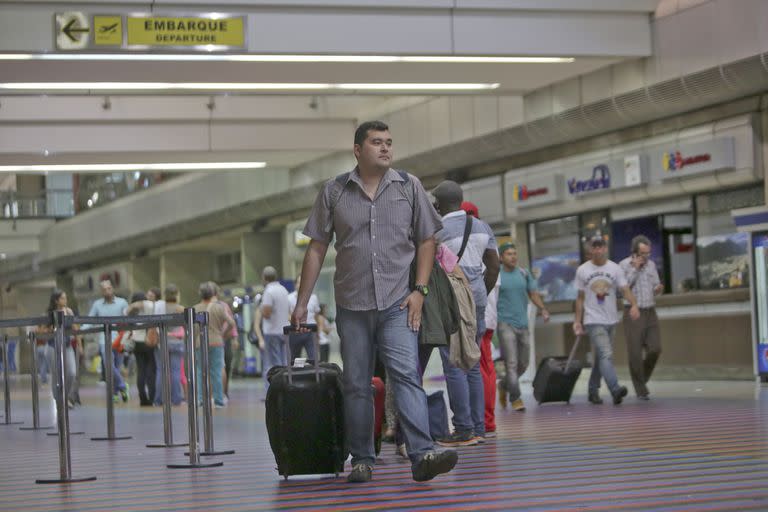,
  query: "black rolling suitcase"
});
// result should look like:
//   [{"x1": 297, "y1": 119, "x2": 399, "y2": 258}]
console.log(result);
[
  {"x1": 265, "y1": 325, "x2": 346, "y2": 479},
  {"x1": 533, "y1": 335, "x2": 583, "y2": 404}
]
